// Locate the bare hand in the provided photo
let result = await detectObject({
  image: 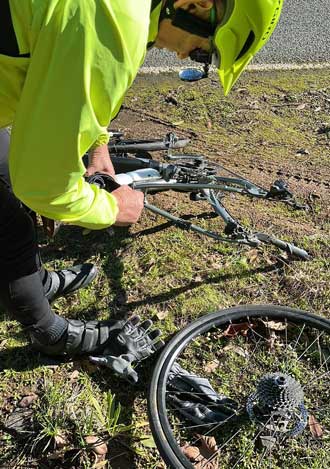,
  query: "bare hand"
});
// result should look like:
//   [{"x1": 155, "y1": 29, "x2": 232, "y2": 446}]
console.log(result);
[
  {"x1": 85, "y1": 144, "x2": 115, "y2": 177},
  {"x1": 111, "y1": 185, "x2": 144, "y2": 226}
]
